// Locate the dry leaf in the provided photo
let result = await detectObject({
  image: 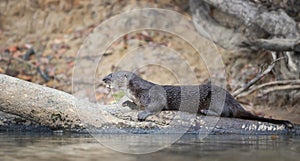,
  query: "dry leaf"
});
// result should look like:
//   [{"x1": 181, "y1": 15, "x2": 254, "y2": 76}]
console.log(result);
[
  {"x1": 0, "y1": 67, "x2": 4, "y2": 73},
  {"x1": 17, "y1": 73, "x2": 33, "y2": 81},
  {"x1": 8, "y1": 46, "x2": 18, "y2": 52}
]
